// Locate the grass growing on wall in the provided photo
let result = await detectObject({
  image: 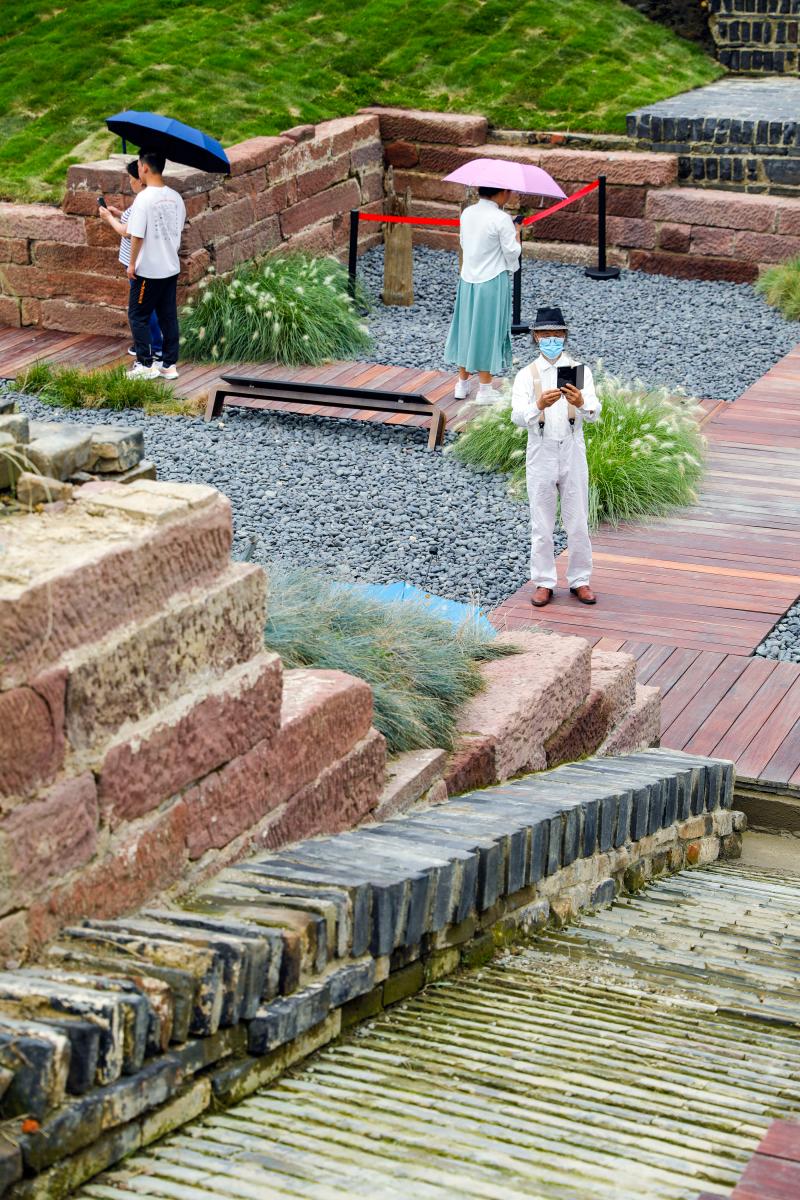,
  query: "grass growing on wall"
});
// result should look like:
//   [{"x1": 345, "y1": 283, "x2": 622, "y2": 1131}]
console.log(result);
[
  {"x1": 180, "y1": 256, "x2": 372, "y2": 366},
  {"x1": 452, "y1": 371, "x2": 706, "y2": 527},
  {"x1": 14, "y1": 361, "x2": 191, "y2": 415},
  {"x1": 263, "y1": 566, "x2": 517, "y2": 755},
  {"x1": 756, "y1": 257, "x2": 800, "y2": 321},
  {"x1": 0, "y1": 0, "x2": 722, "y2": 203}
]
